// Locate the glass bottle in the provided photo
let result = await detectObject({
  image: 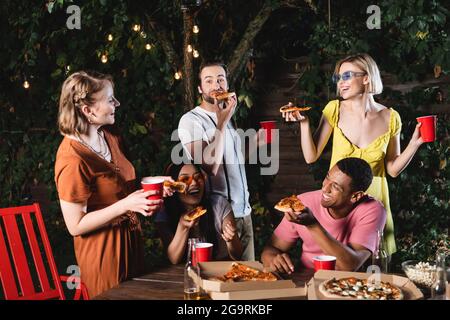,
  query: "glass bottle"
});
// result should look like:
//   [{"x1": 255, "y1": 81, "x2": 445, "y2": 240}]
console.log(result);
[
  {"x1": 431, "y1": 252, "x2": 448, "y2": 300},
  {"x1": 372, "y1": 229, "x2": 389, "y2": 273},
  {"x1": 184, "y1": 238, "x2": 200, "y2": 300}
]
